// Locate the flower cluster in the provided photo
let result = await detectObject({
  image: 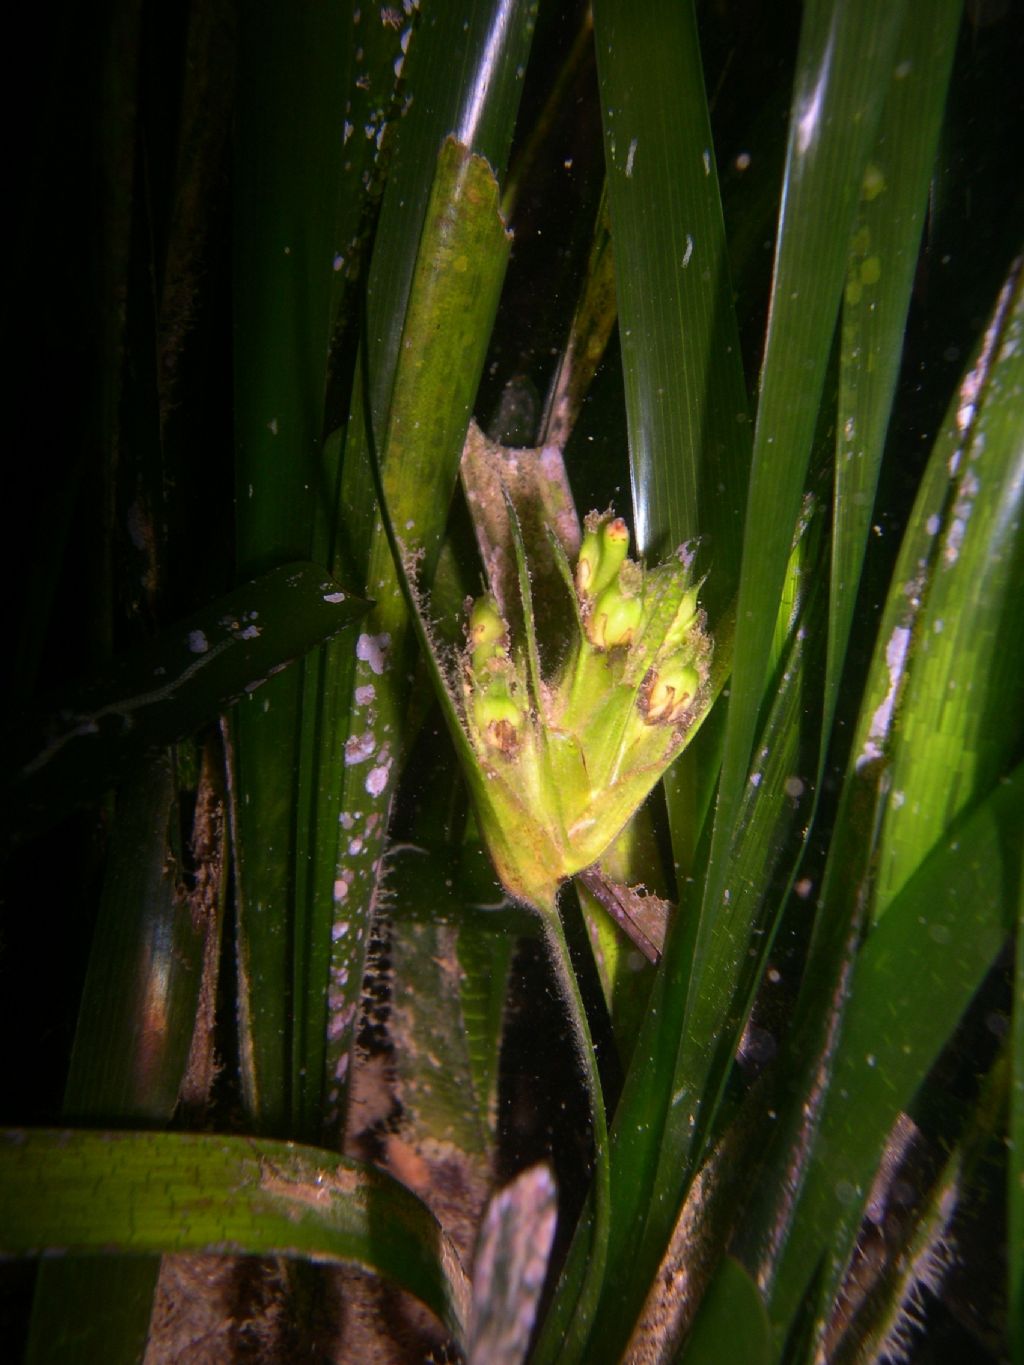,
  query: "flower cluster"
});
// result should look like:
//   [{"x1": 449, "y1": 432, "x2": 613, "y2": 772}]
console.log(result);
[{"x1": 458, "y1": 511, "x2": 712, "y2": 910}]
